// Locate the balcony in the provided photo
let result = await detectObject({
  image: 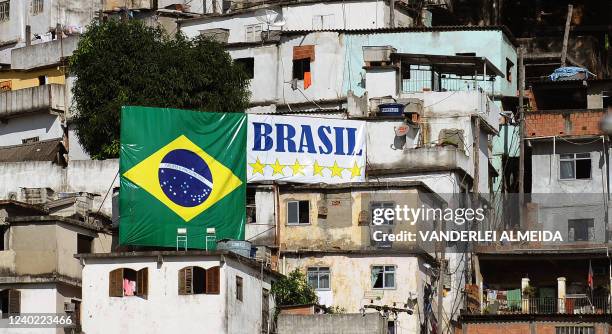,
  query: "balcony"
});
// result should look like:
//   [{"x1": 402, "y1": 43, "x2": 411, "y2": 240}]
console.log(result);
[
  {"x1": 367, "y1": 144, "x2": 472, "y2": 176},
  {"x1": 0, "y1": 84, "x2": 66, "y2": 119},
  {"x1": 11, "y1": 36, "x2": 79, "y2": 70},
  {"x1": 482, "y1": 296, "x2": 611, "y2": 315}
]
